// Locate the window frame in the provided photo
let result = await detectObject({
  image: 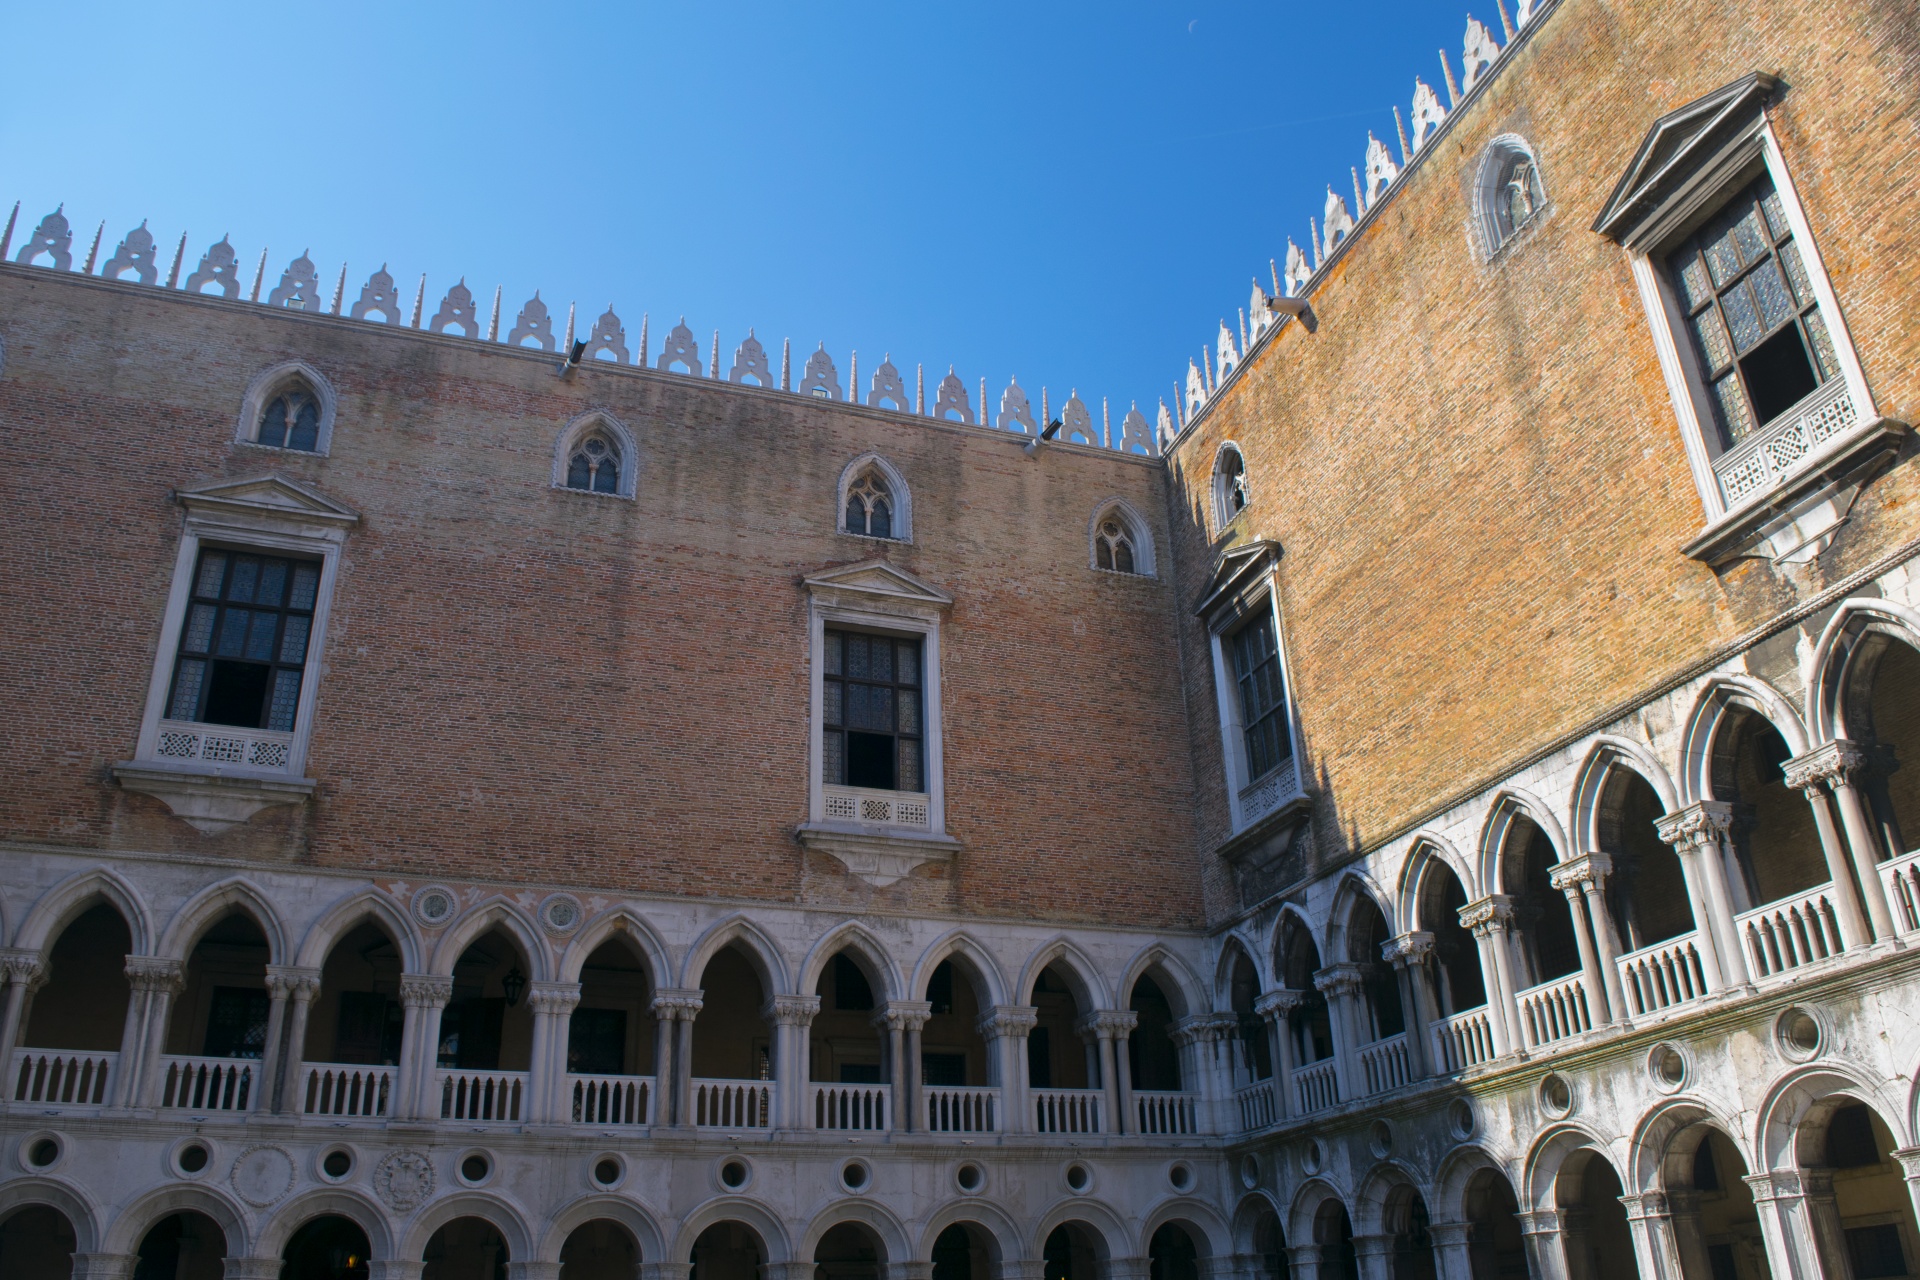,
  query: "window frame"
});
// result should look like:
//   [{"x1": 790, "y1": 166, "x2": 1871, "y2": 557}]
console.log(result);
[
  {"x1": 835, "y1": 454, "x2": 913, "y2": 544},
  {"x1": 821, "y1": 626, "x2": 926, "y2": 793},
  {"x1": 1474, "y1": 134, "x2": 1550, "y2": 259},
  {"x1": 550, "y1": 410, "x2": 639, "y2": 500},
  {"x1": 1211, "y1": 443, "x2": 1251, "y2": 535},
  {"x1": 235, "y1": 361, "x2": 337, "y2": 457},
  {"x1": 1087, "y1": 498, "x2": 1158, "y2": 578},
  {"x1": 1198, "y1": 545, "x2": 1307, "y2": 834}
]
